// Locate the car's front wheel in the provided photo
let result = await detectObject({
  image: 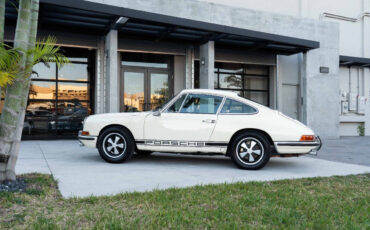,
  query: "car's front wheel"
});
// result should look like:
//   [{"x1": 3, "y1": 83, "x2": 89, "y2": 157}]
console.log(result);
[
  {"x1": 230, "y1": 132, "x2": 271, "y2": 170},
  {"x1": 97, "y1": 127, "x2": 134, "y2": 163}
]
